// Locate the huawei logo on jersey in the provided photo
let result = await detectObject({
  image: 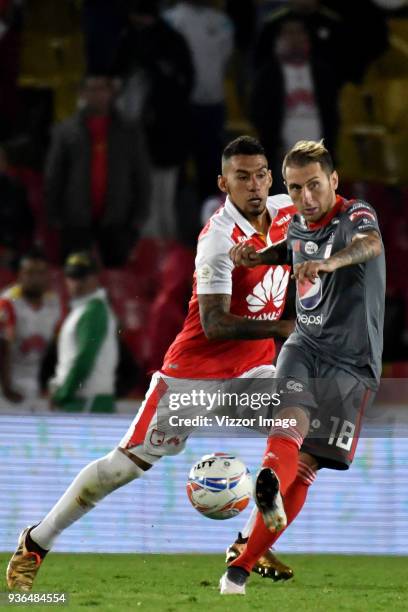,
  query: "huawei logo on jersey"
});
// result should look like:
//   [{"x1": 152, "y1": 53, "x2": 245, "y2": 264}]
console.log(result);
[{"x1": 246, "y1": 266, "x2": 290, "y2": 314}]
